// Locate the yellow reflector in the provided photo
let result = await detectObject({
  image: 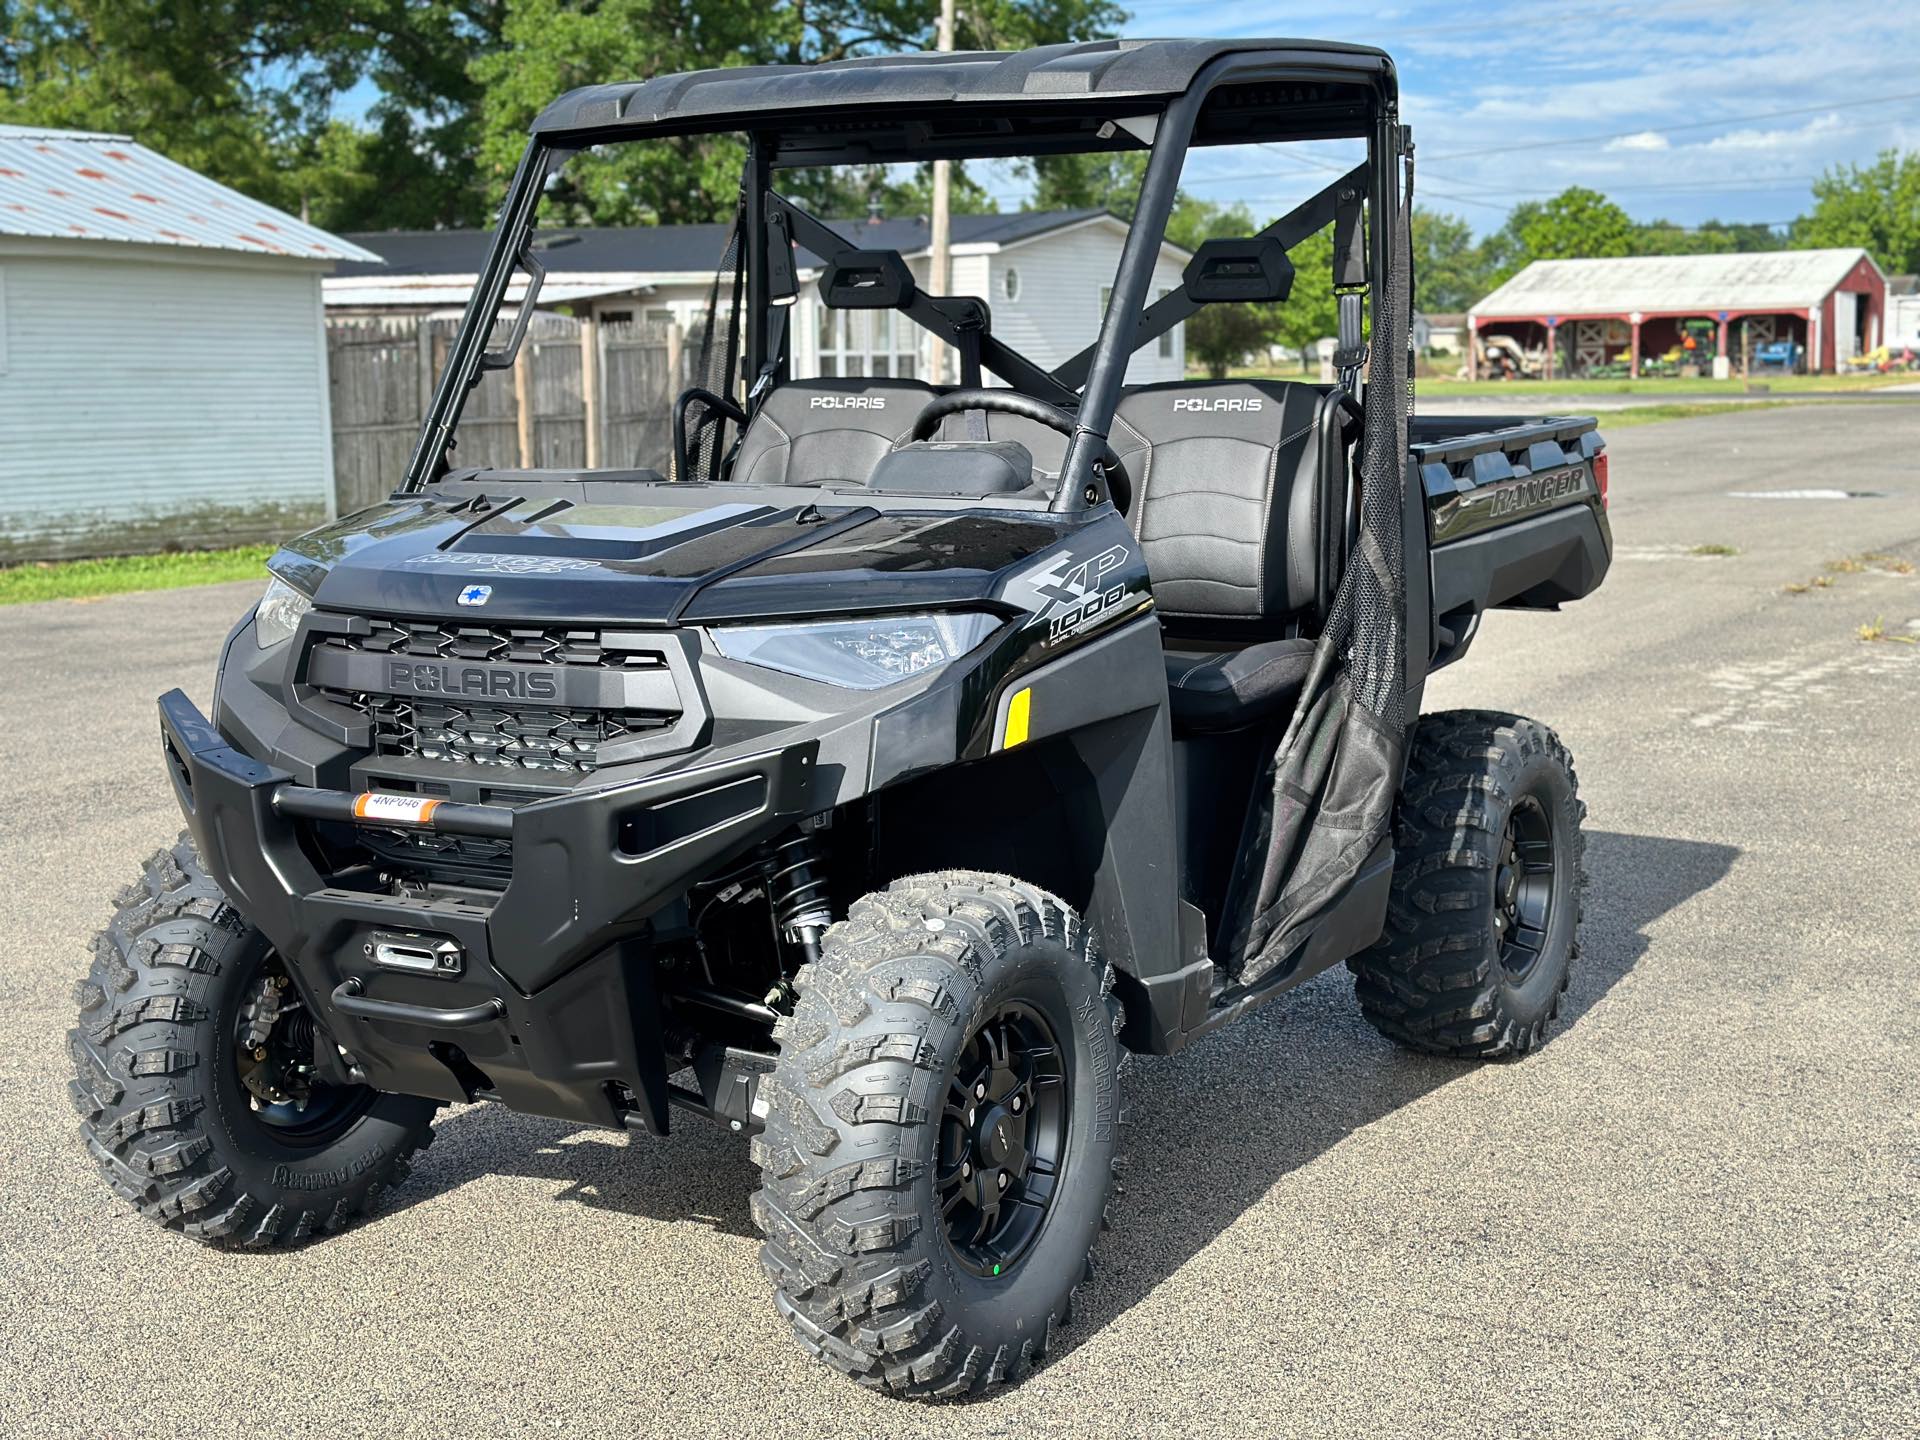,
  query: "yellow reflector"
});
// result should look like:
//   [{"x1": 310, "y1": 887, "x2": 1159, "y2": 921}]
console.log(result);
[{"x1": 1003, "y1": 687, "x2": 1032, "y2": 749}]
